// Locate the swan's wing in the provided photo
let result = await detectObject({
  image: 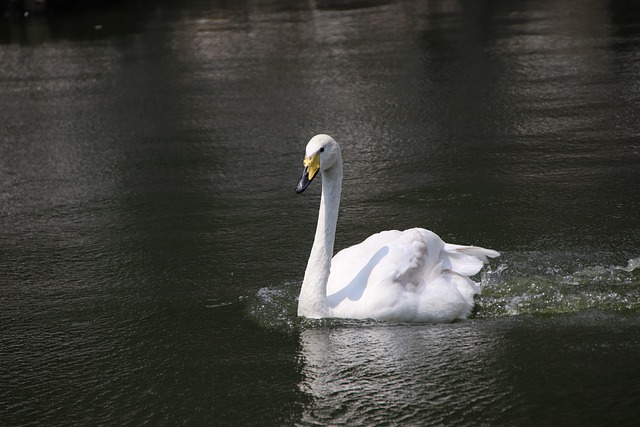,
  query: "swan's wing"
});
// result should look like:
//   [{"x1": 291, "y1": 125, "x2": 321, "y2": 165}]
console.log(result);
[
  {"x1": 327, "y1": 228, "x2": 499, "y2": 321},
  {"x1": 326, "y1": 229, "x2": 443, "y2": 314},
  {"x1": 326, "y1": 230, "x2": 403, "y2": 300}
]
